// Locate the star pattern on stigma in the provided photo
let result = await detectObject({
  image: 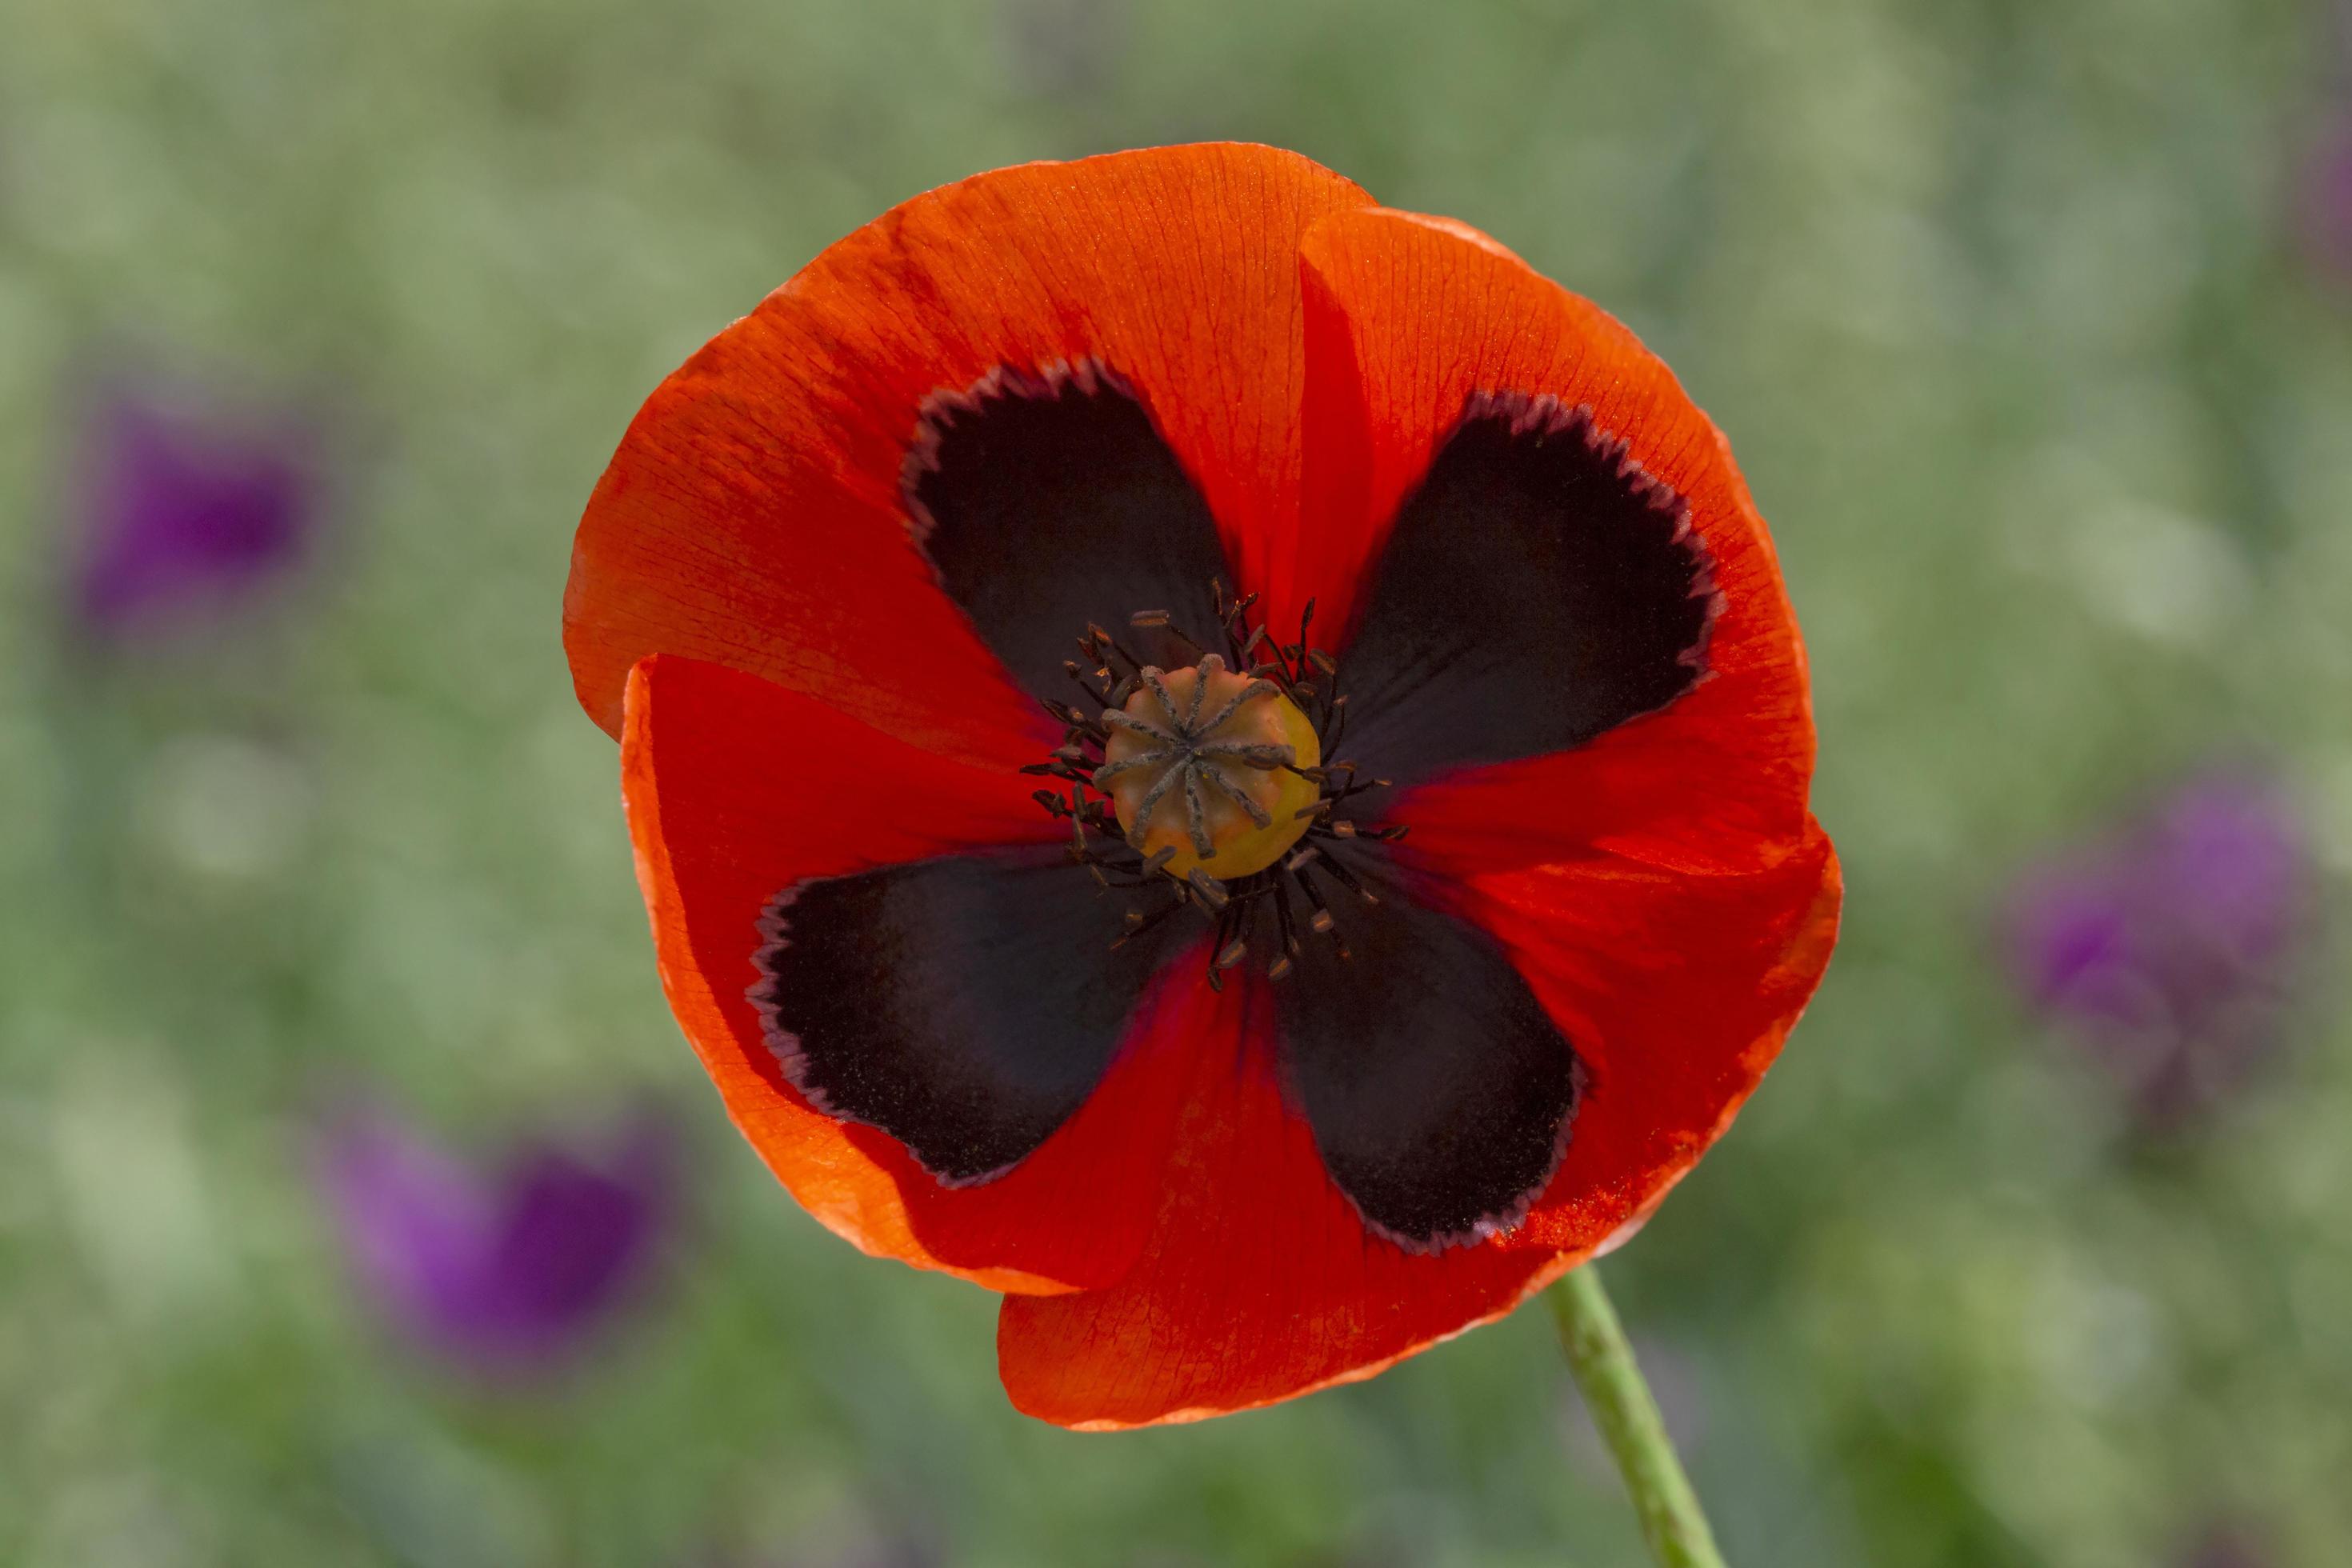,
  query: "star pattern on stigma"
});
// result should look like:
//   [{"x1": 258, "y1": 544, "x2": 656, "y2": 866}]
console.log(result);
[
  {"x1": 565, "y1": 144, "x2": 1841, "y2": 1430},
  {"x1": 1025, "y1": 588, "x2": 1410, "y2": 990}
]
